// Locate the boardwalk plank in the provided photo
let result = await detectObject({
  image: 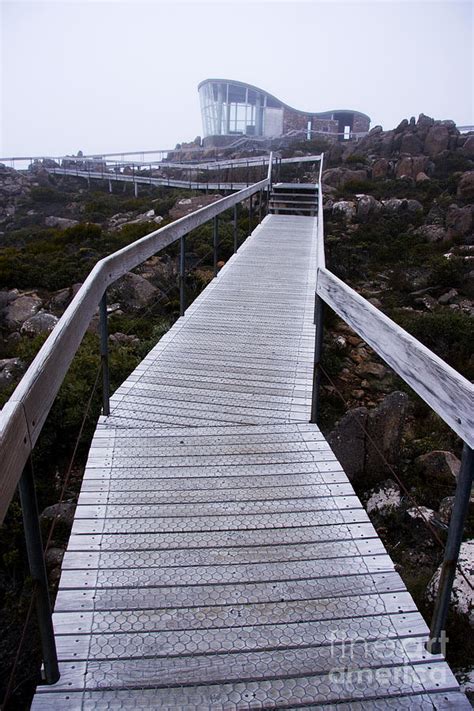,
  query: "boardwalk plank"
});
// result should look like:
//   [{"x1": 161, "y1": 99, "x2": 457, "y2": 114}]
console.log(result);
[{"x1": 33, "y1": 214, "x2": 467, "y2": 708}]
